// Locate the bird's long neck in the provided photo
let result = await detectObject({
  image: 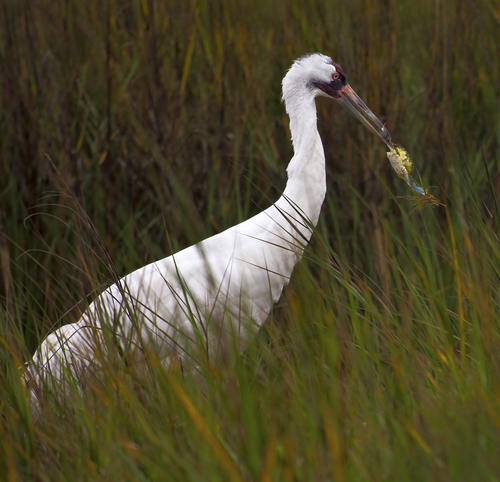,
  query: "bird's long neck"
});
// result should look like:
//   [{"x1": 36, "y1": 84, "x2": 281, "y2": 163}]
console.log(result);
[{"x1": 275, "y1": 93, "x2": 326, "y2": 242}]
